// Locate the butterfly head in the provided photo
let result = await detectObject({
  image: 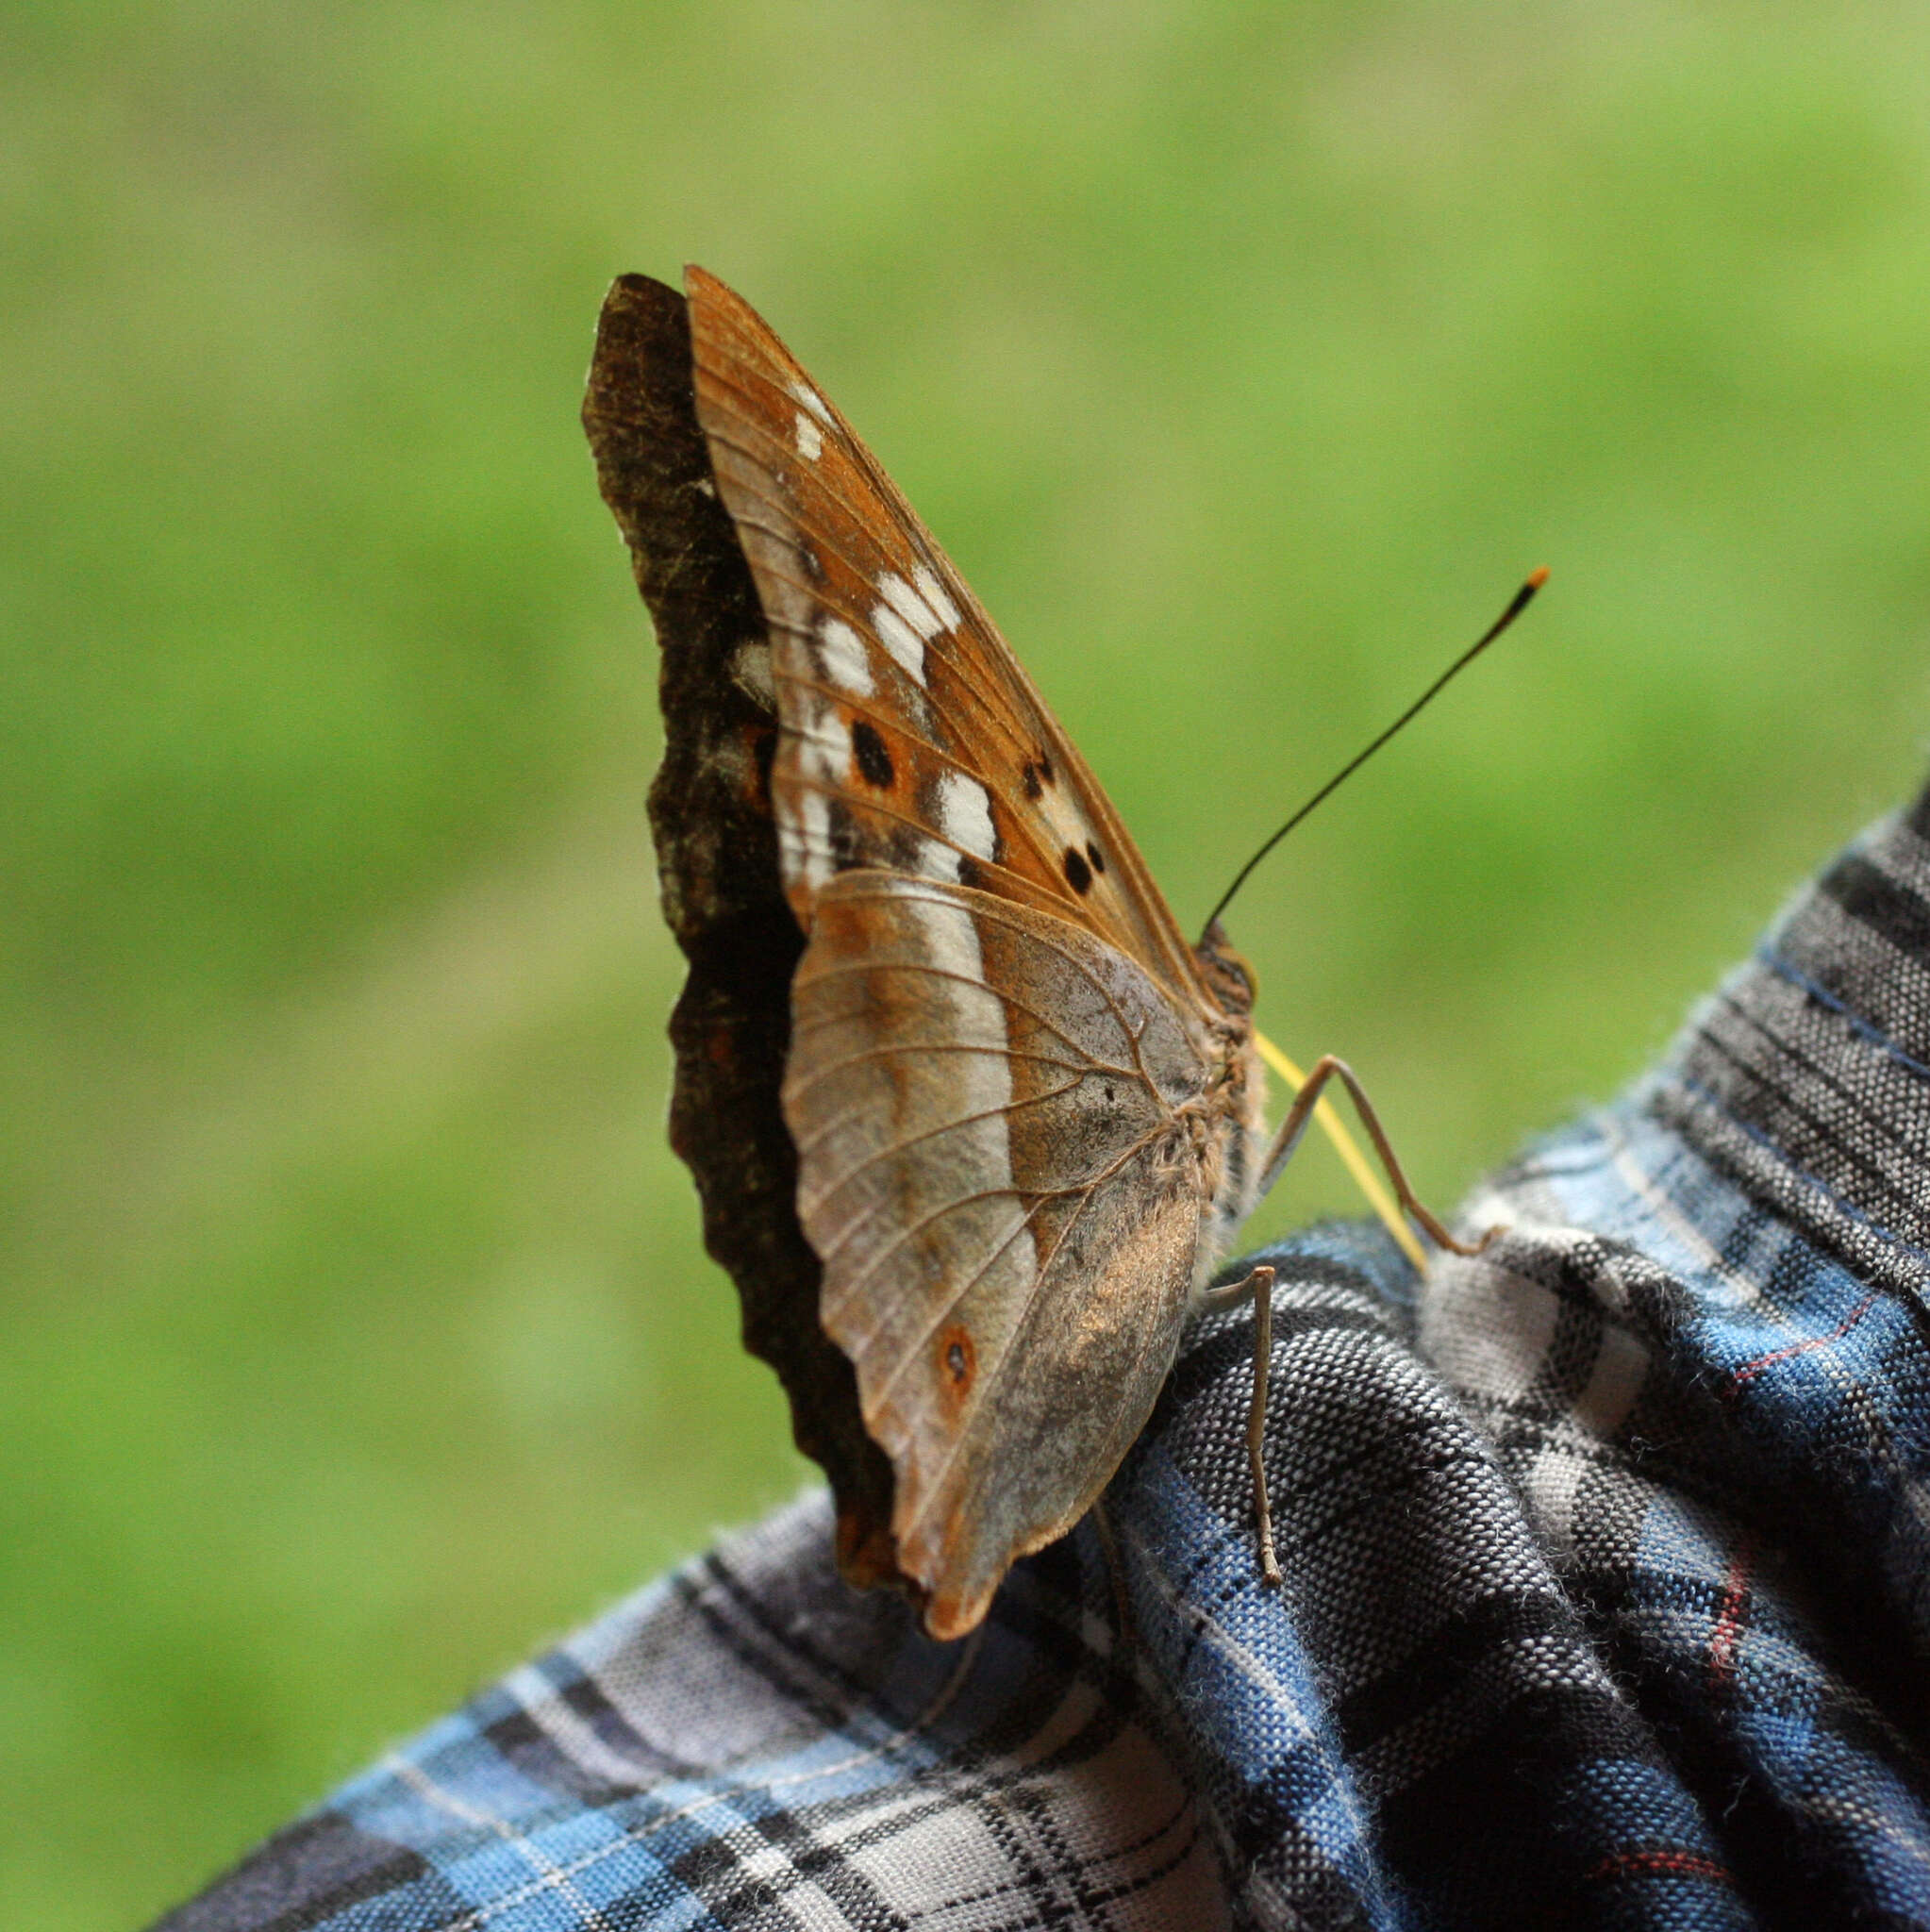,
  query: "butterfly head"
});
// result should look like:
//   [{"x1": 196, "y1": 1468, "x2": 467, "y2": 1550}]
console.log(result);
[{"x1": 1194, "y1": 918, "x2": 1257, "y2": 1019}]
